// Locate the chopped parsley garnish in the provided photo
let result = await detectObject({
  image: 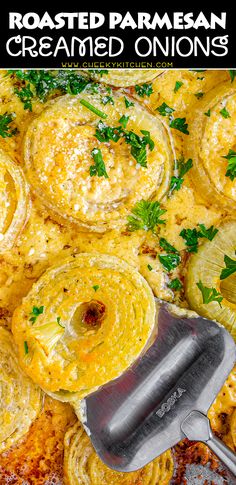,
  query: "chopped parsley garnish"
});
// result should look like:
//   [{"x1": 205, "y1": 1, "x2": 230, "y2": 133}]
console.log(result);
[
  {"x1": 24, "y1": 341, "x2": 29, "y2": 355},
  {"x1": 194, "y1": 92, "x2": 204, "y2": 99},
  {"x1": 95, "y1": 121, "x2": 122, "y2": 143},
  {"x1": 204, "y1": 109, "x2": 211, "y2": 117},
  {"x1": 92, "y1": 284, "x2": 100, "y2": 291},
  {"x1": 0, "y1": 112, "x2": 17, "y2": 138},
  {"x1": 156, "y1": 102, "x2": 175, "y2": 117},
  {"x1": 180, "y1": 223, "x2": 218, "y2": 252},
  {"x1": 127, "y1": 200, "x2": 166, "y2": 234},
  {"x1": 135, "y1": 83, "x2": 153, "y2": 97},
  {"x1": 159, "y1": 253, "x2": 181, "y2": 272},
  {"x1": 147, "y1": 264, "x2": 153, "y2": 271},
  {"x1": 124, "y1": 96, "x2": 134, "y2": 108},
  {"x1": 80, "y1": 99, "x2": 107, "y2": 119},
  {"x1": 168, "y1": 278, "x2": 182, "y2": 290},
  {"x1": 197, "y1": 280, "x2": 223, "y2": 307},
  {"x1": 169, "y1": 117, "x2": 189, "y2": 135},
  {"x1": 229, "y1": 70, "x2": 236, "y2": 83},
  {"x1": 88, "y1": 70, "x2": 108, "y2": 77},
  {"x1": 169, "y1": 157, "x2": 193, "y2": 195},
  {"x1": 174, "y1": 81, "x2": 183, "y2": 93},
  {"x1": 90, "y1": 148, "x2": 108, "y2": 178},
  {"x1": 124, "y1": 129, "x2": 154, "y2": 168},
  {"x1": 158, "y1": 237, "x2": 181, "y2": 272},
  {"x1": 198, "y1": 223, "x2": 218, "y2": 241},
  {"x1": 180, "y1": 228, "x2": 200, "y2": 253},
  {"x1": 220, "y1": 253, "x2": 236, "y2": 280},
  {"x1": 101, "y1": 95, "x2": 114, "y2": 105},
  {"x1": 29, "y1": 305, "x2": 44, "y2": 324},
  {"x1": 95, "y1": 121, "x2": 154, "y2": 168},
  {"x1": 119, "y1": 115, "x2": 129, "y2": 129},
  {"x1": 222, "y1": 149, "x2": 236, "y2": 181},
  {"x1": 9, "y1": 70, "x2": 95, "y2": 108},
  {"x1": 159, "y1": 237, "x2": 179, "y2": 254},
  {"x1": 14, "y1": 84, "x2": 34, "y2": 111},
  {"x1": 220, "y1": 107, "x2": 230, "y2": 119},
  {"x1": 56, "y1": 316, "x2": 64, "y2": 328}
]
